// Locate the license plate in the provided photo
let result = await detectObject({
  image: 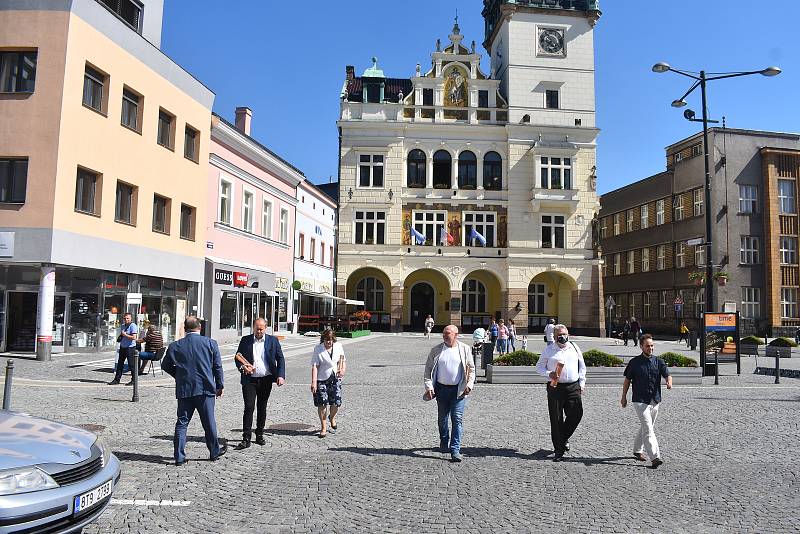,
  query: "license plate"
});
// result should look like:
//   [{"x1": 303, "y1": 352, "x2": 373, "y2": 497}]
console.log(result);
[{"x1": 74, "y1": 480, "x2": 112, "y2": 513}]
